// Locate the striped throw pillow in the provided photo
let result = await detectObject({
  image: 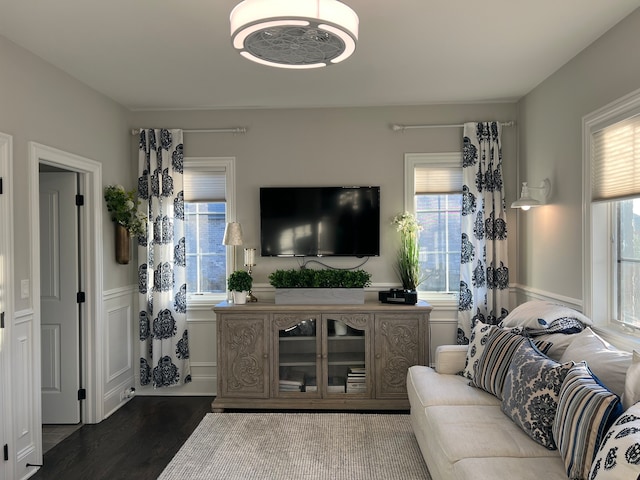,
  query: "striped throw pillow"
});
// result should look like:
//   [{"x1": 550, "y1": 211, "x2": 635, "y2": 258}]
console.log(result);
[
  {"x1": 553, "y1": 362, "x2": 623, "y2": 479},
  {"x1": 472, "y1": 328, "x2": 527, "y2": 399}
]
